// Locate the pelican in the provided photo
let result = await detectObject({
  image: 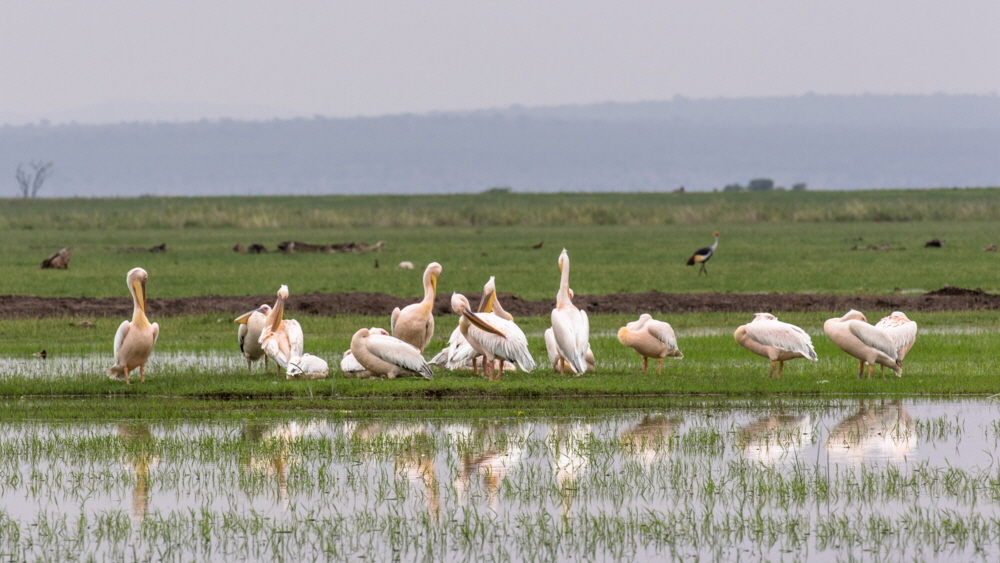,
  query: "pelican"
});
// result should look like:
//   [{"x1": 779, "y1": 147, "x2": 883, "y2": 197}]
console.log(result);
[
  {"x1": 285, "y1": 354, "x2": 329, "y2": 380},
  {"x1": 550, "y1": 249, "x2": 590, "y2": 375},
  {"x1": 544, "y1": 328, "x2": 594, "y2": 375},
  {"x1": 341, "y1": 327, "x2": 389, "y2": 379},
  {"x1": 617, "y1": 314, "x2": 683, "y2": 374},
  {"x1": 686, "y1": 231, "x2": 719, "y2": 275},
  {"x1": 391, "y1": 262, "x2": 442, "y2": 352},
  {"x1": 108, "y1": 267, "x2": 160, "y2": 384},
  {"x1": 429, "y1": 277, "x2": 516, "y2": 374},
  {"x1": 824, "y1": 309, "x2": 900, "y2": 379},
  {"x1": 734, "y1": 313, "x2": 817, "y2": 379},
  {"x1": 451, "y1": 293, "x2": 534, "y2": 381},
  {"x1": 234, "y1": 304, "x2": 271, "y2": 372},
  {"x1": 875, "y1": 311, "x2": 918, "y2": 376},
  {"x1": 350, "y1": 328, "x2": 433, "y2": 380},
  {"x1": 259, "y1": 285, "x2": 304, "y2": 377}
]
